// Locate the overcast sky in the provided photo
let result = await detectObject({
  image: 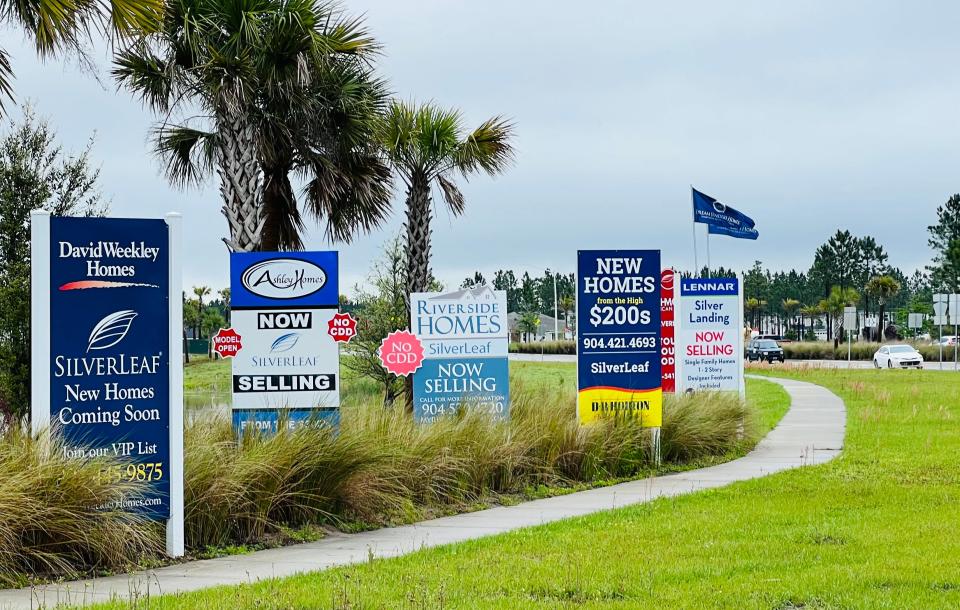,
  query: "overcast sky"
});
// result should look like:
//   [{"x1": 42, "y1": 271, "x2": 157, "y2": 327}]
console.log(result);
[{"x1": 5, "y1": 1, "x2": 958, "y2": 294}]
